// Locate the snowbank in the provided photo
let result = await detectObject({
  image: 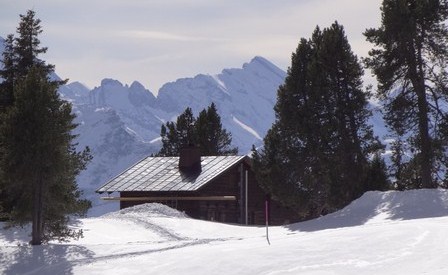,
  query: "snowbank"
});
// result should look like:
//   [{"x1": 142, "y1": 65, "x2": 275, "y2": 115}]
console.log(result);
[{"x1": 104, "y1": 203, "x2": 188, "y2": 219}]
